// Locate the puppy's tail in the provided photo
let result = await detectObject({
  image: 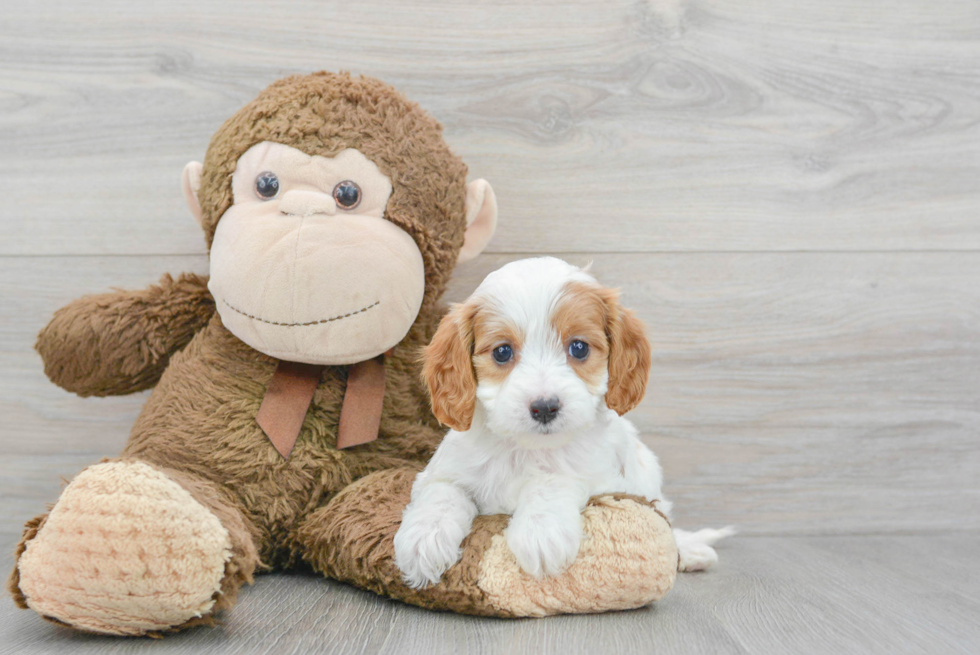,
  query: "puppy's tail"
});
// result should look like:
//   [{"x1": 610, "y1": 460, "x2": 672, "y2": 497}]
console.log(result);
[{"x1": 674, "y1": 526, "x2": 736, "y2": 572}]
